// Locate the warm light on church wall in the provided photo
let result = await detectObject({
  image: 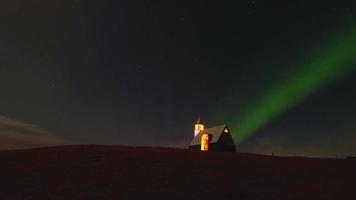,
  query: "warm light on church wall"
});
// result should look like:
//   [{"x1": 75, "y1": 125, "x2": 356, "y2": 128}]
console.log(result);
[
  {"x1": 201, "y1": 133, "x2": 209, "y2": 151},
  {"x1": 194, "y1": 124, "x2": 204, "y2": 137}
]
